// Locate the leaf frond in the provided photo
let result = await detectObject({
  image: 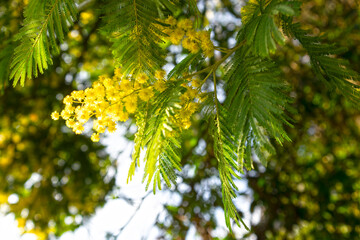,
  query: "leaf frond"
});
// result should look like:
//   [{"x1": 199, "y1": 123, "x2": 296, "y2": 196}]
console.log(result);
[
  {"x1": 210, "y1": 46, "x2": 293, "y2": 229},
  {"x1": 240, "y1": 0, "x2": 301, "y2": 57},
  {"x1": 102, "y1": 0, "x2": 179, "y2": 77},
  {"x1": 284, "y1": 21, "x2": 360, "y2": 104},
  {"x1": 10, "y1": 0, "x2": 77, "y2": 86},
  {"x1": 128, "y1": 81, "x2": 183, "y2": 192}
]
